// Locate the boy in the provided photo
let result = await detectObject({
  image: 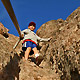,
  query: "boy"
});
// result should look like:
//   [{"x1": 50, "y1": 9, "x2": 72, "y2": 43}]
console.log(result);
[{"x1": 21, "y1": 22, "x2": 51, "y2": 65}]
